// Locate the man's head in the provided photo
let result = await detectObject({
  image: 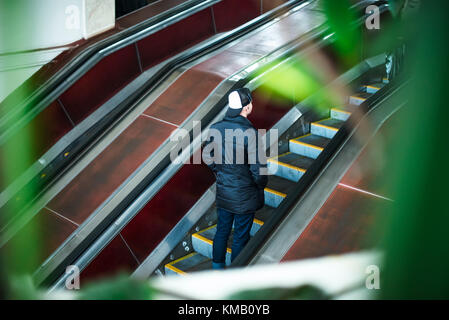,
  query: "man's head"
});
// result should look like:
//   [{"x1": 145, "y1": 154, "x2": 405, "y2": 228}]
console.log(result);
[{"x1": 226, "y1": 88, "x2": 253, "y2": 118}]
